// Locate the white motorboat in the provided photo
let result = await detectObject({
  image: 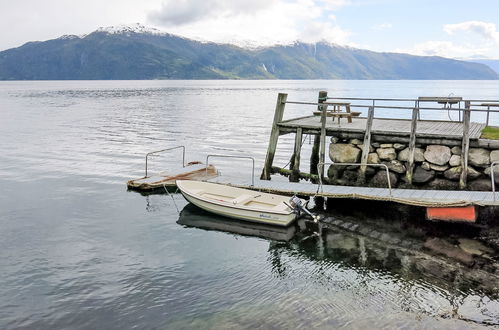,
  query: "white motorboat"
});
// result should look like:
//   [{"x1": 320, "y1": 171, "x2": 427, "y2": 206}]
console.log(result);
[{"x1": 176, "y1": 180, "x2": 304, "y2": 226}]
